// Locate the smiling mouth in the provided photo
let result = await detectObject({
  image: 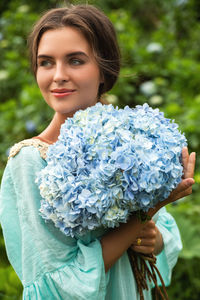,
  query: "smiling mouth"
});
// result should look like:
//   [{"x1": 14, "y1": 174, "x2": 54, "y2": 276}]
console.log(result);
[{"x1": 51, "y1": 89, "x2": 76, "y2": 98}]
